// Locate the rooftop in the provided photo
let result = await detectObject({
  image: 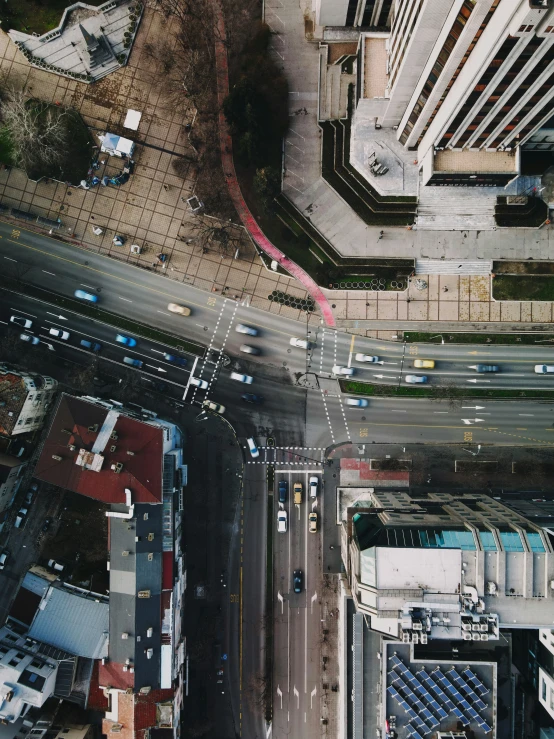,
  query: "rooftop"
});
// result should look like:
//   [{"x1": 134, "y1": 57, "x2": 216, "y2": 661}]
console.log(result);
[
  {"x1": 0, "y1": 371, "x2": 29, "y2": 437},
  {"x1": 36, "y1": 395, "x2": 163, "y2": 505}
]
